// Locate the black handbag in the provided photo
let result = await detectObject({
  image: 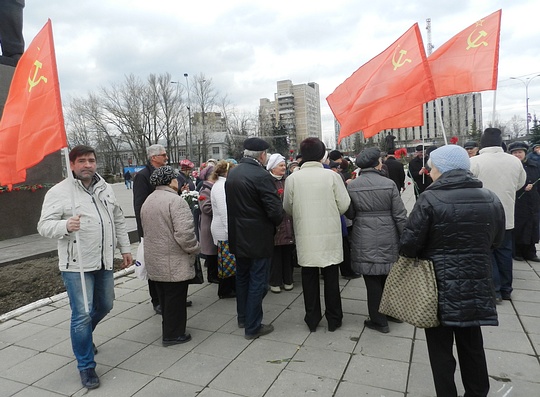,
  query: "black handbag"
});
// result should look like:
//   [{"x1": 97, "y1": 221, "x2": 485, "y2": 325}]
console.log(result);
[{"x1": 189, "y1": 255, "x2": 204, "y2": 284}]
